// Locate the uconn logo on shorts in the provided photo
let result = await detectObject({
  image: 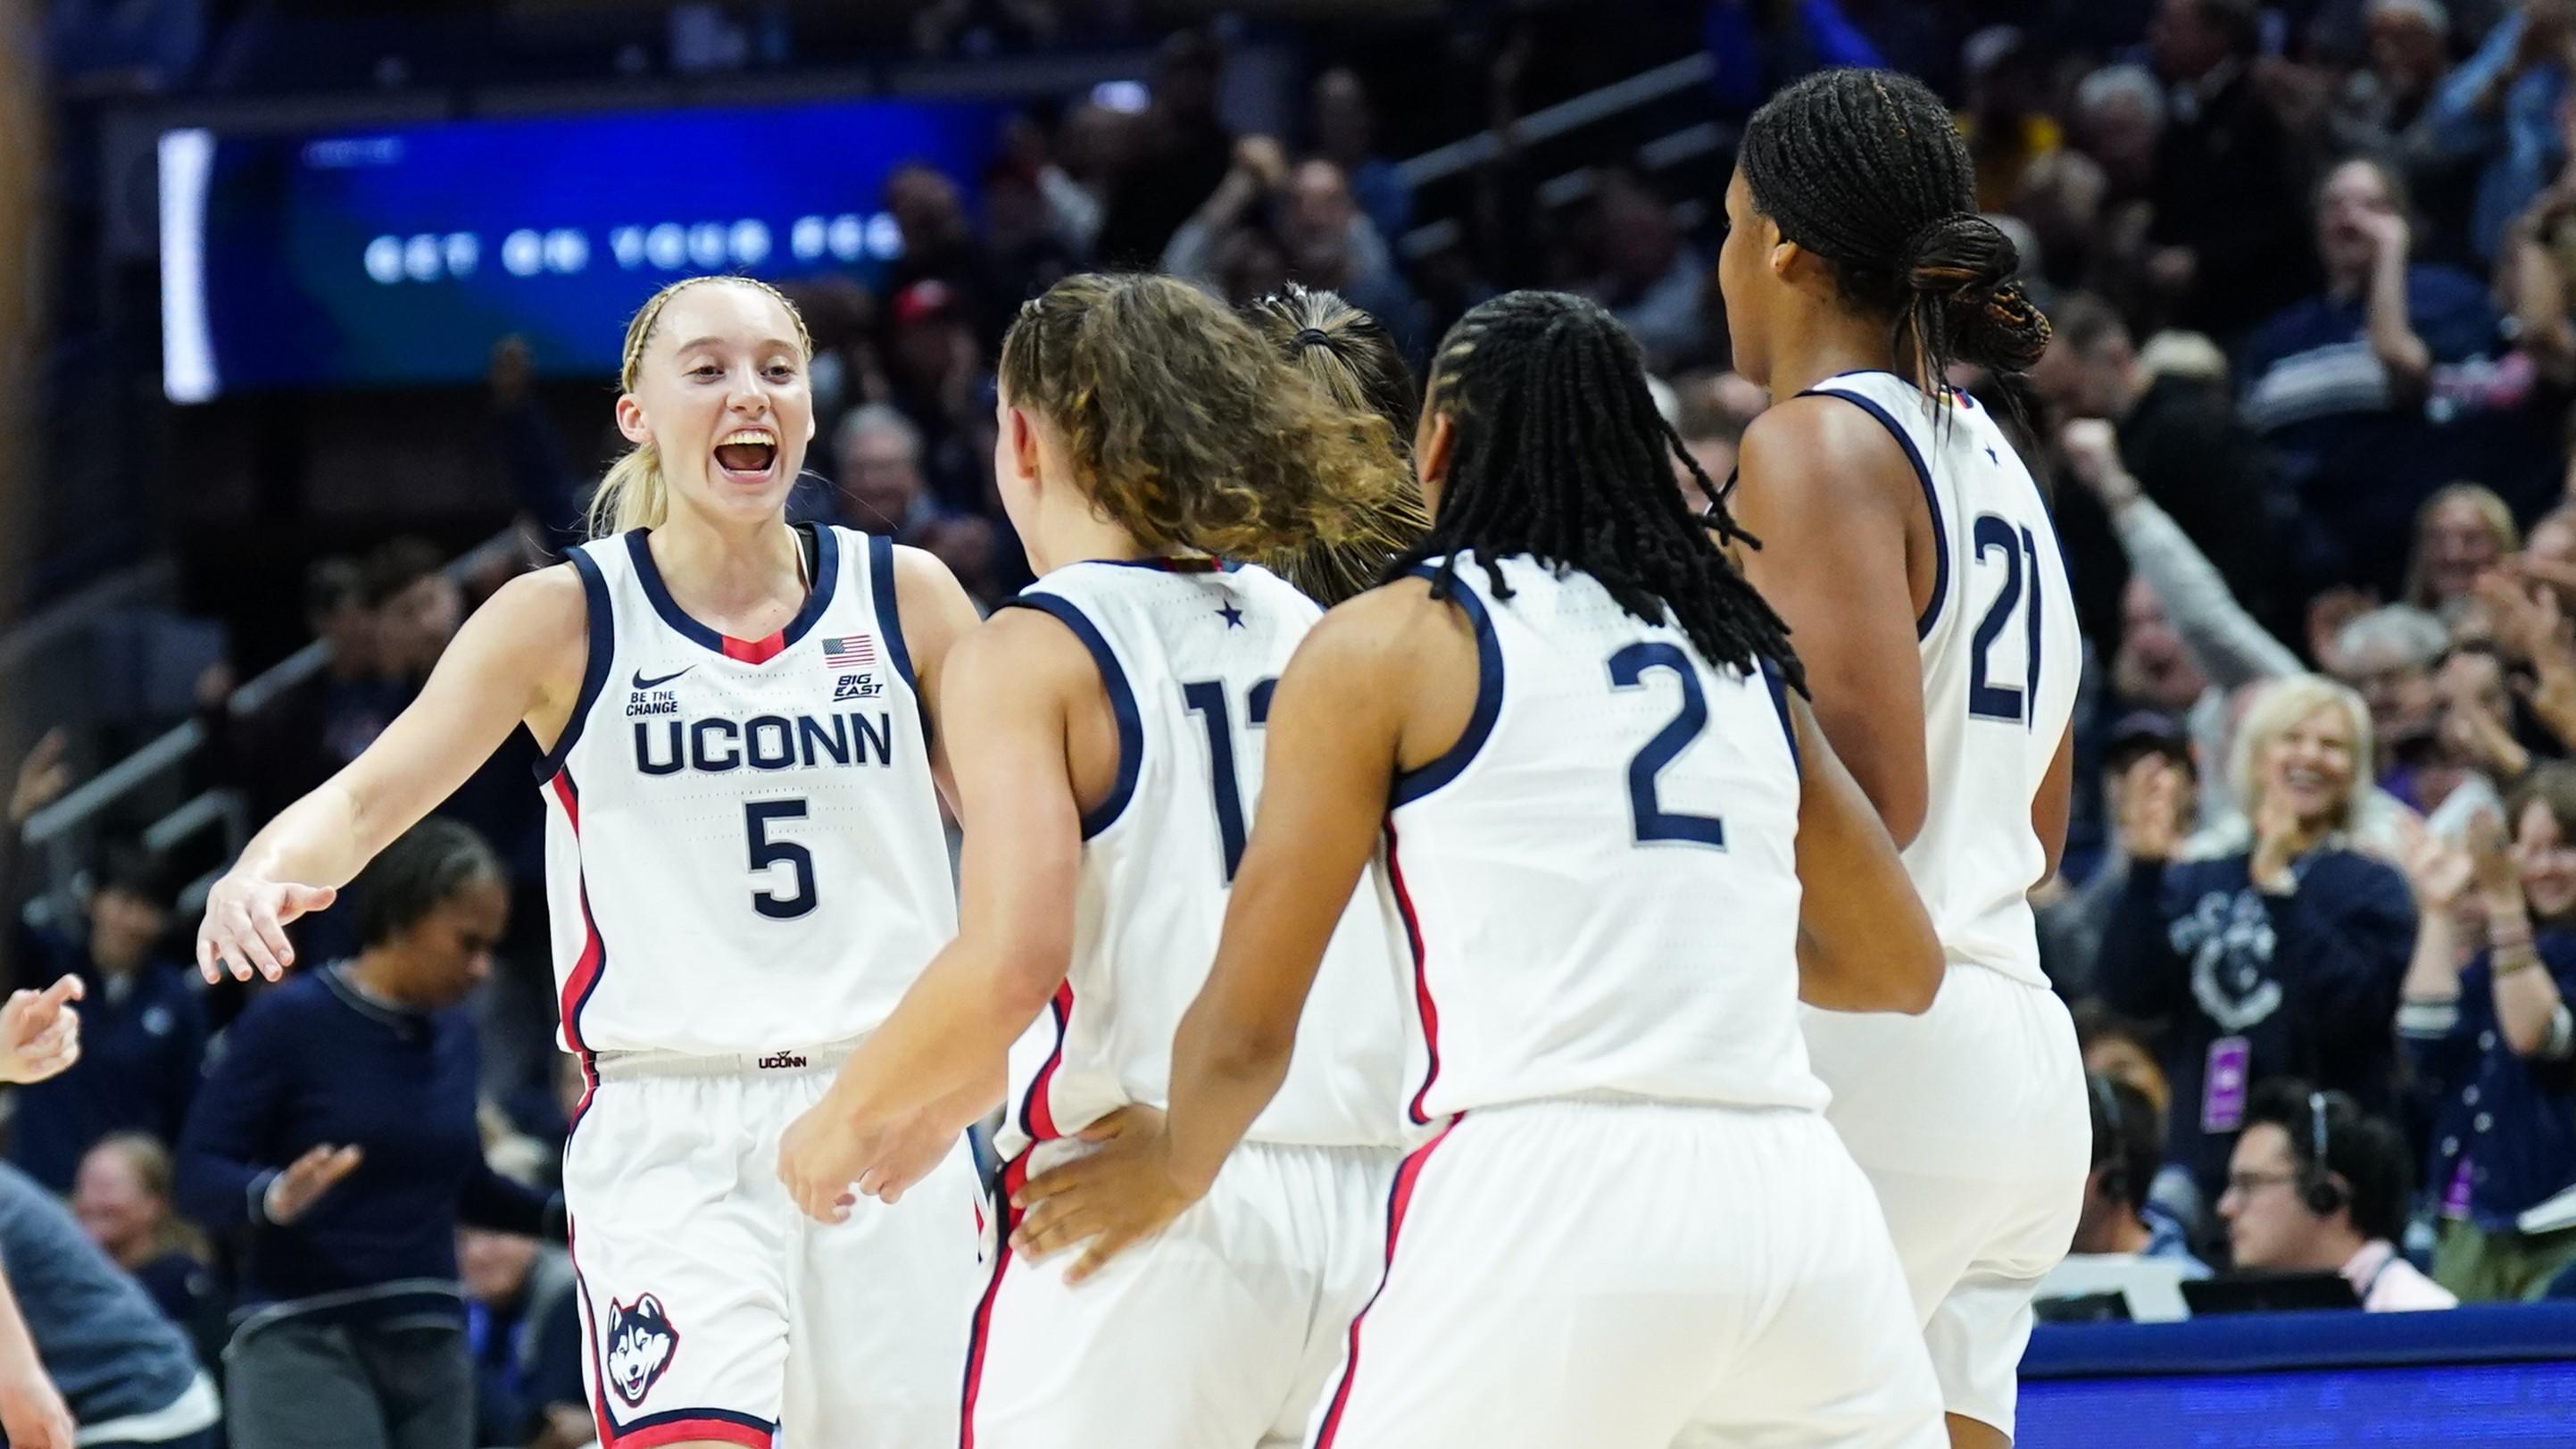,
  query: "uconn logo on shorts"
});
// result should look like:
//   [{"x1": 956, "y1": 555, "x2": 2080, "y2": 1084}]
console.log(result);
[{"x1": 604, "y1": 1293, "x2": 680, "y2": 1408}]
